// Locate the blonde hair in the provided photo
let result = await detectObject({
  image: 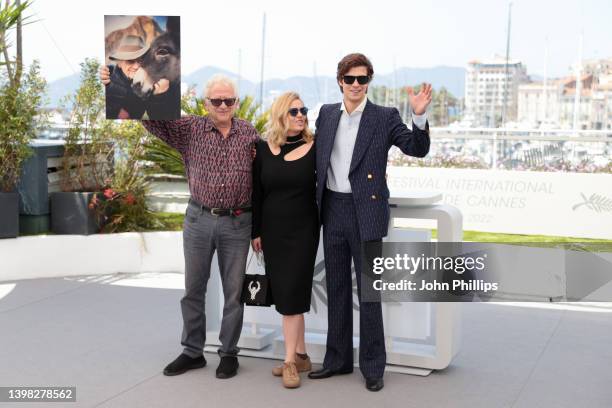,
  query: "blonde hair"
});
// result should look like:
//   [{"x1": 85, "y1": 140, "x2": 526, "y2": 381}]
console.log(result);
[{"x1": 264, "y1": 92, "x2": 314, "y2": 146}]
